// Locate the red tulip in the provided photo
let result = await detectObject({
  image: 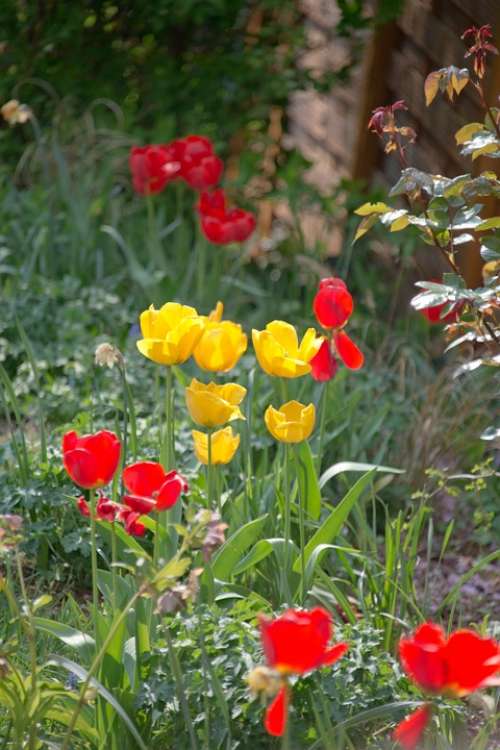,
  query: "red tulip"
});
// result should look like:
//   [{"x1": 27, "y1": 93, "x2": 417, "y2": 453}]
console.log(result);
[
  {"x1": 420, "y1": 302, "x2": 462, "y2": 324},
  {"x1": 63, "y1": 430, "x2": 120, "y2": 490},
  {"x1": 258, "y1": 607, "x2": 348, "y2": 737},
  {"x1": 393, "y1": 705, "x2": 431, "y2": 750},
  {"x1": 183, "y1": 154, "x2": 224, "y2": 190},
  {"x1": 76, "y1": 495, "x2": 119, "y2": 522},
  {"x1": 399, "y1": 622, "x2": 500, "y2": 697},
  {"x1": 313, "y1": 277, "x2": 353, "y2": 329},
  {"x1": 122, "y1": 461, "x2": 188, "y2": 513},
  {"x1": 129, "y1": 145, "x2": 181, "y2": 195},
  {"x1": 333, "y1": 330, "x2": 364, "y2": 370},
  {"x1": 198, "y1": 189, "x2": 255, "y2": 244},
  {"x1": 198, "y1": 188, "x2": 225, "y2": 216},
  {"x1": 310, "y1": 339, "x2": 338, "y2": 382},
  {"x1": 96, "y1": 496, "x2": 119, "y2": 522},
  {"x1": 260, "y1": 607, "x2": 348, "y2": 676},
  {"x1": 118, "y1": 507, "x2": 146, "y2": 537},
  {"x1": 264, "y1": 685, "x2": 288, "y2": 737},
  {"x1": 77, "y1": 496, "x2": 90, "y2": 517},
  {"x1": 174, "y1": 135, "x2": 224, "y2": 190}
]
